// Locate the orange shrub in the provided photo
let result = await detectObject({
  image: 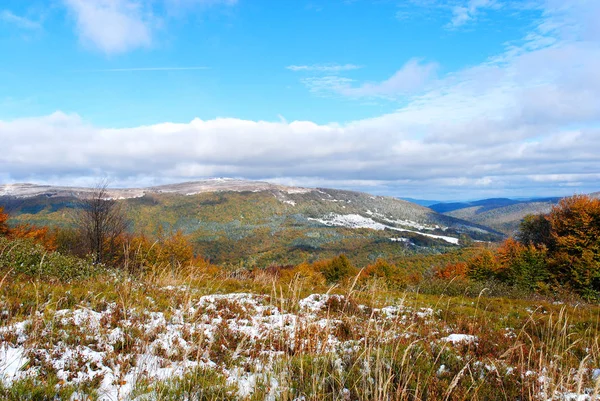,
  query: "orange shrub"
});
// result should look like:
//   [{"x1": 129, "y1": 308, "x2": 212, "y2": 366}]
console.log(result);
[
  {"x1": 435, "y1": 262, "x2": 469, "y2": 280},
  {"x1": 9, "y1": 224, "x2": 58, "y2": 251},
  {"x1": 0, "y1": 207, "x2": 9, "y2": 237},
  {"x1": 0, "y1": 207, "x2": 57, "y2": 251}
]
